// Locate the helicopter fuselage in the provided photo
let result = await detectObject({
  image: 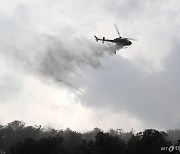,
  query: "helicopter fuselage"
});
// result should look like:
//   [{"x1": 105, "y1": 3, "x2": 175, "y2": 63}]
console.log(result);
[{"x1": 113, "y1": 38, "x2": 132, "y2": 46}]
